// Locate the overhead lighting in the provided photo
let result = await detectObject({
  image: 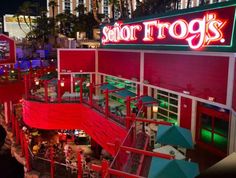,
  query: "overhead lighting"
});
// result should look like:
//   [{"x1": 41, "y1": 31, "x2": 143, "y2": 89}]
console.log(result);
[
  {"x1": 86, "y1": 83, "x2": 90, "y2": 87},
  {"x1": 183, "y1": 90, "x2": 190, "y2": 95},
  {"x1": 35, "y1": 79, "x2": 39, "y2": 85},
  {"x1": 60, "y1": 81, "x2": 65, "y2": 87},
  {"x1": 152, "y1": 104, "x2": 158, "y2": 113}
]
